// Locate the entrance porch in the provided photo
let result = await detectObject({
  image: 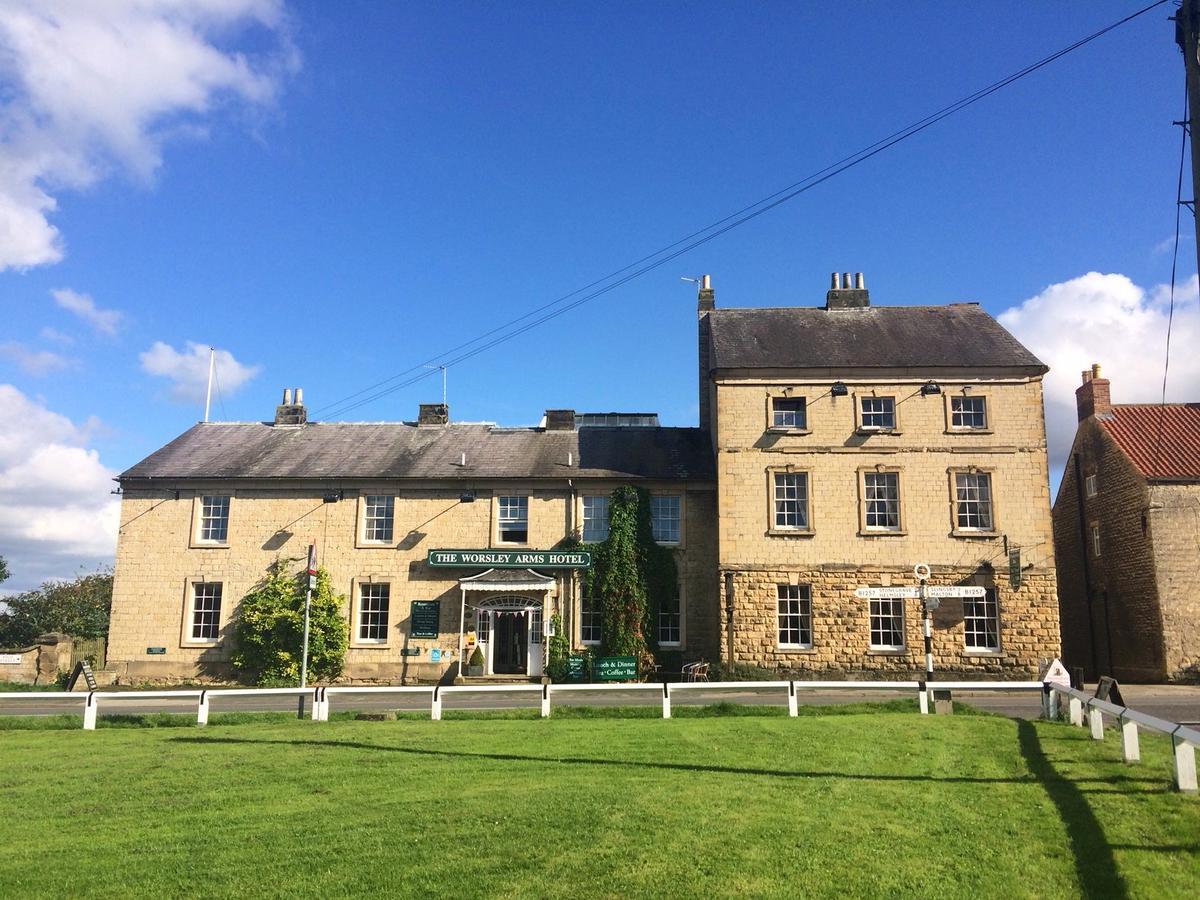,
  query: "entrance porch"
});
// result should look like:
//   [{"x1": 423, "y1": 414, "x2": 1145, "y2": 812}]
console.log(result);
[{"x1": 458, "y1": 569, "x2": 555, "y2": 678}]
